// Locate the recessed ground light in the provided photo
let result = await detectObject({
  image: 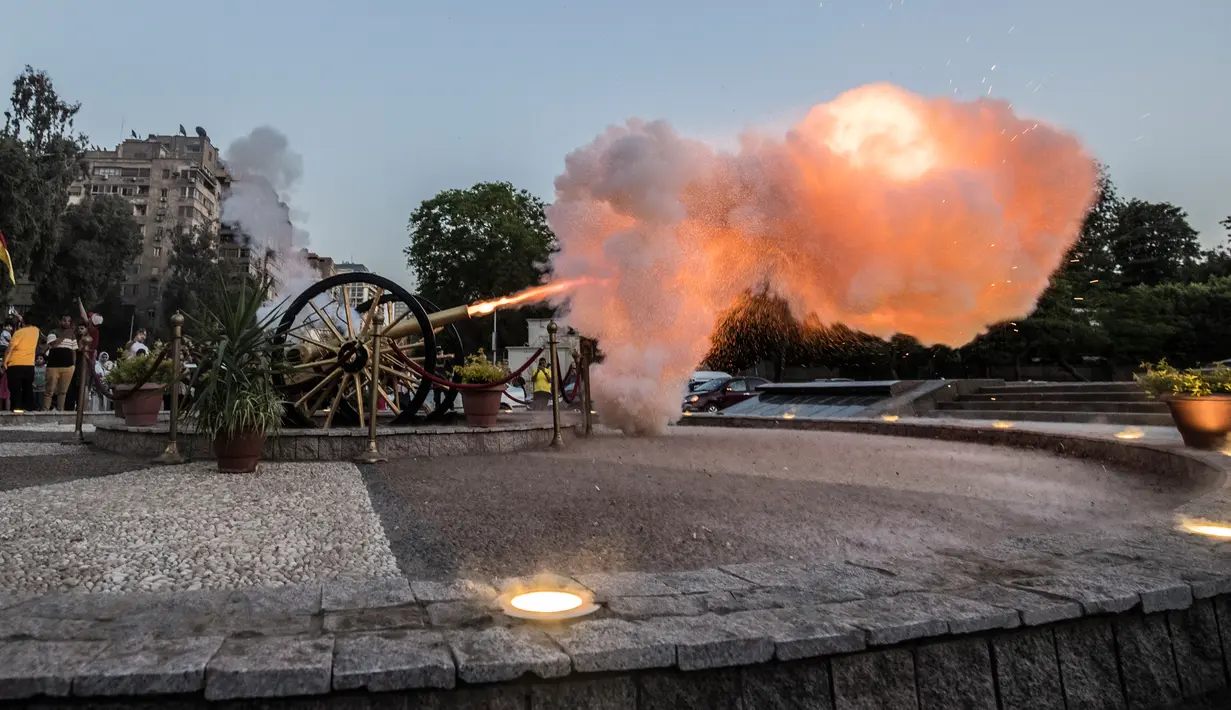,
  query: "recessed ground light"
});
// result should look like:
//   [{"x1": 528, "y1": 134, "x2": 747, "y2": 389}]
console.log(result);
[
  {"x1": 1115, "y1": 428, "x2": 1144, "y2": 440},
  {"x1": 1177, "y1": 517, "x2": 1231, "y2": 539},
  {"x1": 682, "y1": 411, "x2": 693, "y2": 416},
  {"x1": 782, "y1": 412, "x2": 796, "y2": 419},
  {"x1": 880, "y1": 414, "x2": 900, "y2": 422},
  {"x1": 11, "y1": 409, "x2": 24, "y2": 414},
  {"x1": 496, "y1": 575, "x2": 599, "y2": 621},
  {"x1": 992, "y1": 420, "x2": 1013, "y2": 429}
]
